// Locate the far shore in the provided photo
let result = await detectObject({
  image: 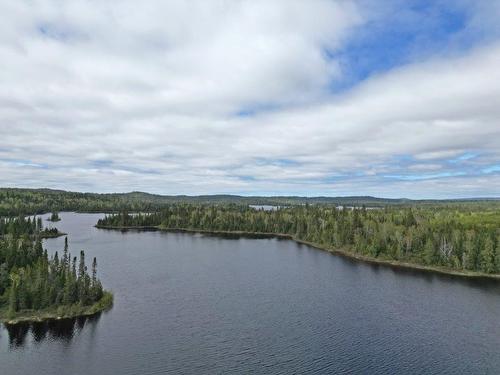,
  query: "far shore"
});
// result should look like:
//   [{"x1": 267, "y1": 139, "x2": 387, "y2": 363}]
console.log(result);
[{"x1": 95, "y1": 224, "x2": 500, "y2": 281}]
